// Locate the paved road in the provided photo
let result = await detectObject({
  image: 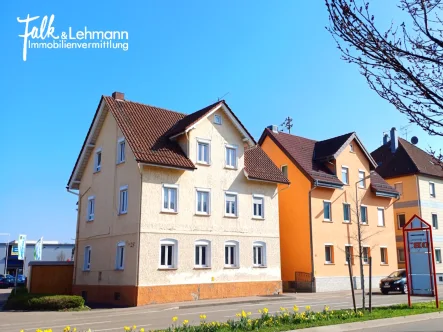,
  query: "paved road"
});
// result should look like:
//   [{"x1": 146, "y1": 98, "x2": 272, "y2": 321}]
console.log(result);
[
  {"x1": 0, "y1": 290, "x2": 440, "y2": 332},
  {"x1": 359, "y1": 316, "x2": 443, "y2": 331}
]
